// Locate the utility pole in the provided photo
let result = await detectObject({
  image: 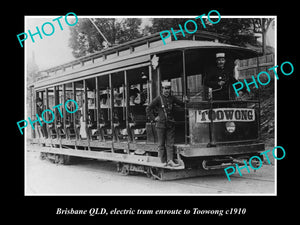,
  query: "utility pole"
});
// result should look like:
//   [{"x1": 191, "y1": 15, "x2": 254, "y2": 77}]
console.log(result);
[{"x1": 88, "y1": 18, "x2": 112, "y2": 47}]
